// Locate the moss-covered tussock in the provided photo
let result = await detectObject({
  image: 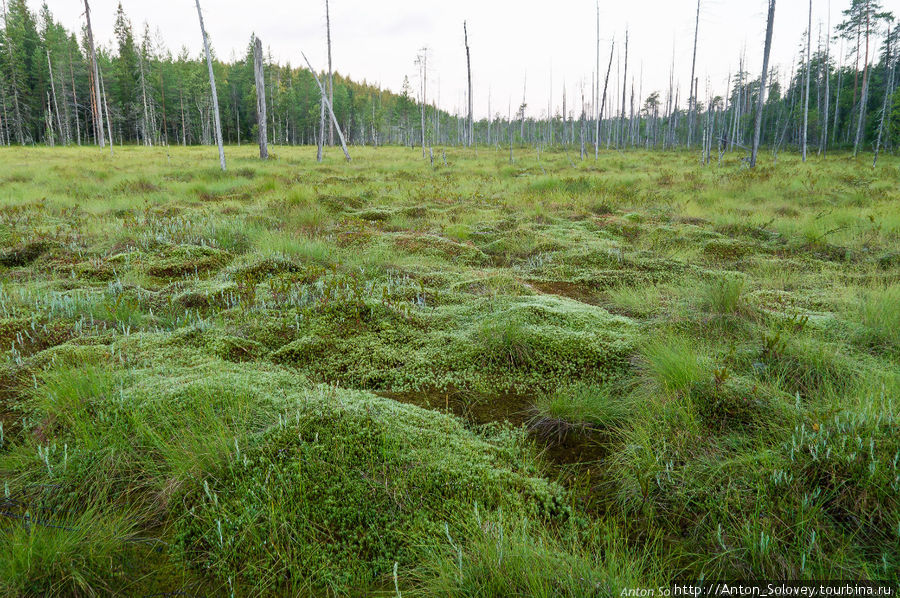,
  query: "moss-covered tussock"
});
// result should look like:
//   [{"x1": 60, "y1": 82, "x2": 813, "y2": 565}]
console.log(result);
[
  {"x1": 173, "y1": 375, "x2": 566, "y2": 592},
  {"x1": 271, "y1": 293, "x2": 637, "y2": 392},
  {"x1": 5, "y1": 338, "x2": 567, "y2": 594}
]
